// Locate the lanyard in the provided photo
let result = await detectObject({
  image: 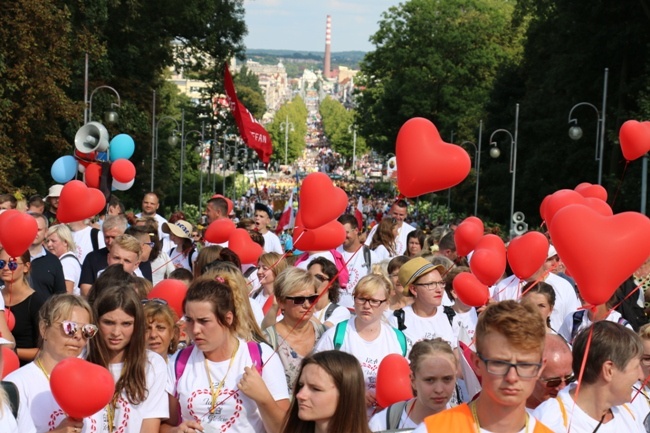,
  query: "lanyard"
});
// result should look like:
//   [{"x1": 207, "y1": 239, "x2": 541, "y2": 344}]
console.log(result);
[{"x1": 204, "y1": 339, "x2": 240, "y2": 414}]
